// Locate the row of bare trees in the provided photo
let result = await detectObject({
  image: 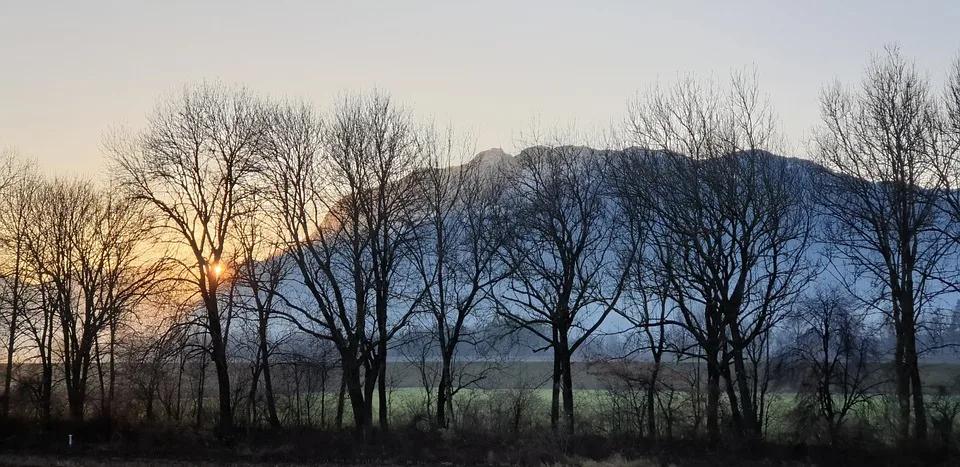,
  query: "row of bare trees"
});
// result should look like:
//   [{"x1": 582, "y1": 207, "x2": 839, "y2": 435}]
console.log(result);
[
  {"x1": 604, "y1": 46, "x2": 960, "y2": 446},
  {"x1": 0, "y1": 155, "x2": 169, "y2": 427},
  {"x1": 3, "y1": 45, "x2": 960, "y2": 449},
  {"x1": 814, "y1": 45, "x2": 960, "y2": 443}
]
